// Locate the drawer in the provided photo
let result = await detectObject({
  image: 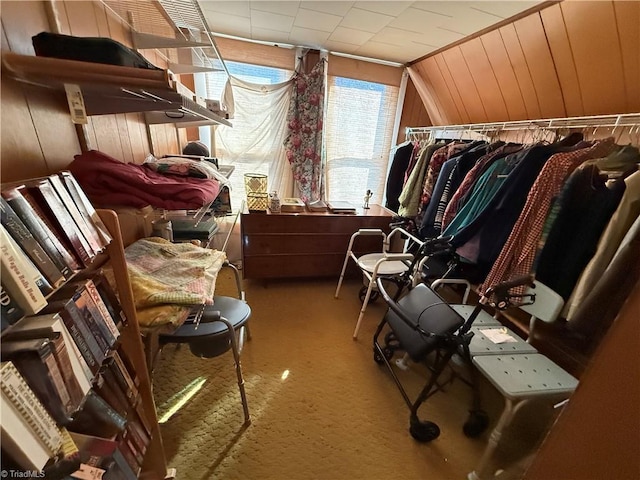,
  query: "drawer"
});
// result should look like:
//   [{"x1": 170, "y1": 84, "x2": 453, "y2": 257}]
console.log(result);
[
  {"x1": 241, "y1": 213, "x2": 392, "y2": 235},
  {"x1": 242, "y1": 253, "x2": 361, "y2": 279},
  {"x1": 242, "y1": 233, "x2": 383, "y2": 256}
]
